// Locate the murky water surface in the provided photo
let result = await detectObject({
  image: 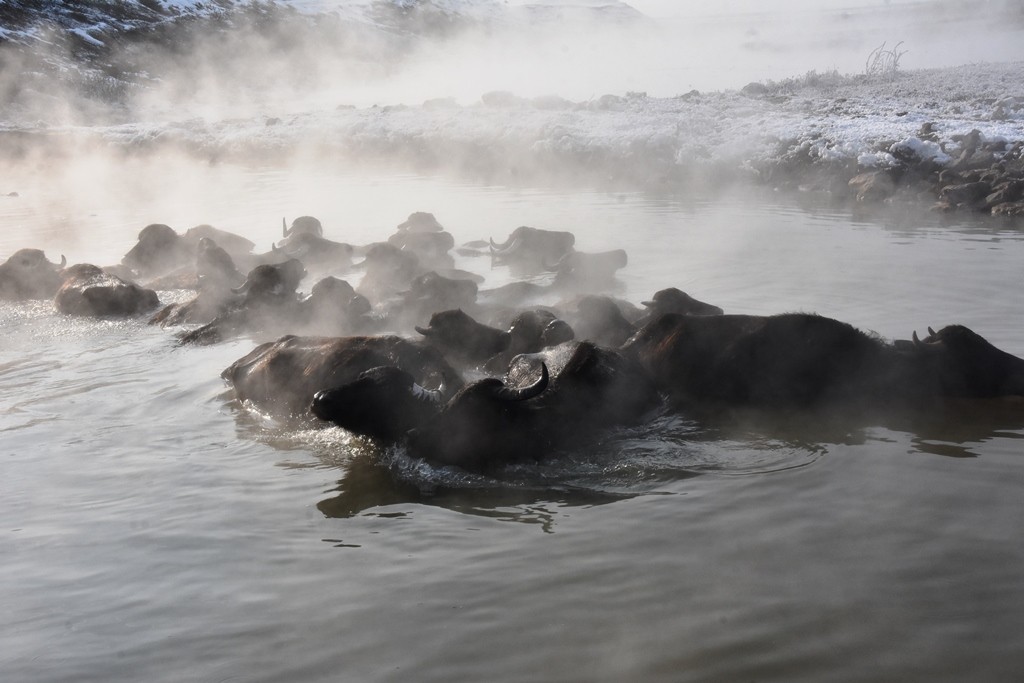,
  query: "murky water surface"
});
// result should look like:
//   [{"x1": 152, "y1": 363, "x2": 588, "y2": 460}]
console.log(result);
[{"x1": 3, "y1": 164, "x2": 1024, "y2": 682}]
